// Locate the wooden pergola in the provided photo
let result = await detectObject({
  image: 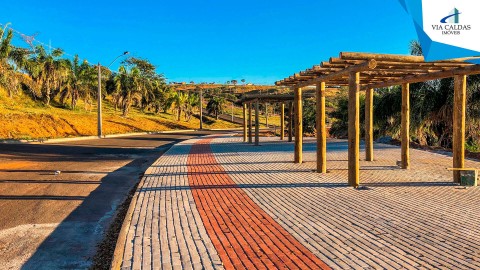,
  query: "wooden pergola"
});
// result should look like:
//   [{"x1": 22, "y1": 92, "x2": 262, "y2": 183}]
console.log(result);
[
  {"x1": 245, "y1": 52, "x2": 480, "y2": 187},
  {"x1": 240, "y1": 94, "x2": 298, "y2": 146},
  {"x1": 240, "y1": 91, "x2": 330, "y2": 145}
]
